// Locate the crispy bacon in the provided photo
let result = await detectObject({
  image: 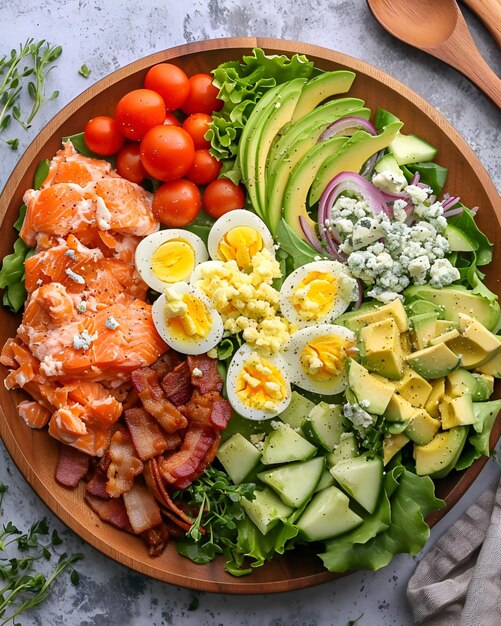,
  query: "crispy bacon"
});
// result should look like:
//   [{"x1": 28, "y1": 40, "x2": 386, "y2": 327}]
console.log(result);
[
  {"x1": 55, "y1": 444, "x2": 90, "y2": 488},
  {"x1": 151, "y1": 351, "x2": 182, "y2": 379},
  {"x1": 86, "y1": 467, "x2": 110, "y2": 499},
  {"x1": 85, "y1": 493, "x2": 132, "y2": 531},
  {"x1": 160, "y1": 361, "x2": 193, "y2": 406},
  {"x1": 174, "y1": 430, "x2": 221, "y2": 489},
  {"x1": 124, "y1": 407, "x2": 168, "y2": 461},
  {"x1": 159, "y1": 425, "x2": 216, "y2": 488},
  {"x1": 141, "y1": 522, "x2": 170, "y2": 557},
  {"x1": 180, "y1": 390, "x2": 232, "y2": 430},
  {"x1": 131, "y1": 367, "x2": 187, "y2": 433},
  {"x1": 187, "y1": 354, "x2": 223, "y2": 394},
  {"x1": 123, "y1": 482, "x2": 162, "y2": 534},
  {"x1": 106, "y1": 427, "x2": 144, "y2": 497},
  {"x1": 211, "y1": 398, "x2": 232, "y2": 430},
  {"x1": 144, "y1": 458, "x2": 194, "y2": 527}
]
